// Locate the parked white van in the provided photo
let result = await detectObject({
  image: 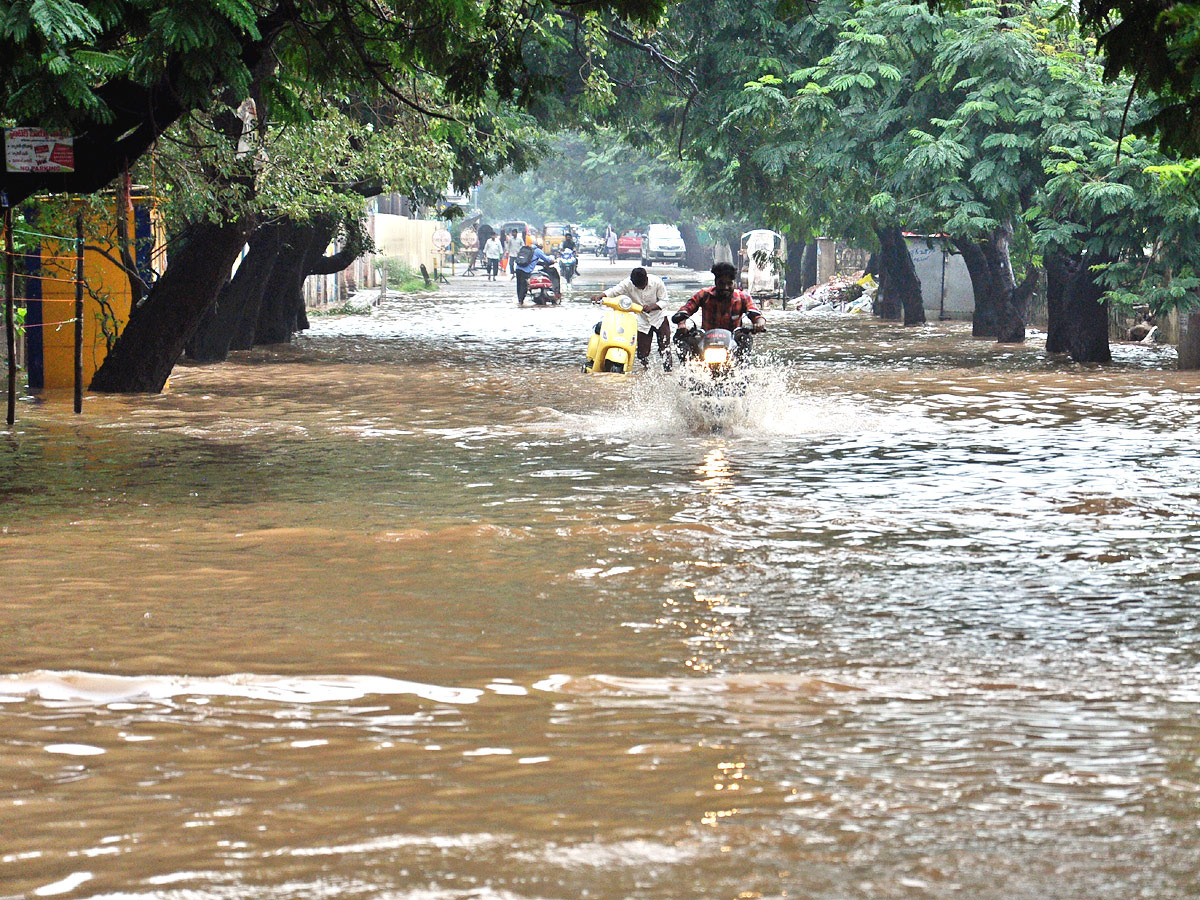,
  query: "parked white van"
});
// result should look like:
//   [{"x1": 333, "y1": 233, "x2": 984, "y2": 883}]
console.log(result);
[{"x1": 642, "y1": 223, "x2": 687, "y2": 266}]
